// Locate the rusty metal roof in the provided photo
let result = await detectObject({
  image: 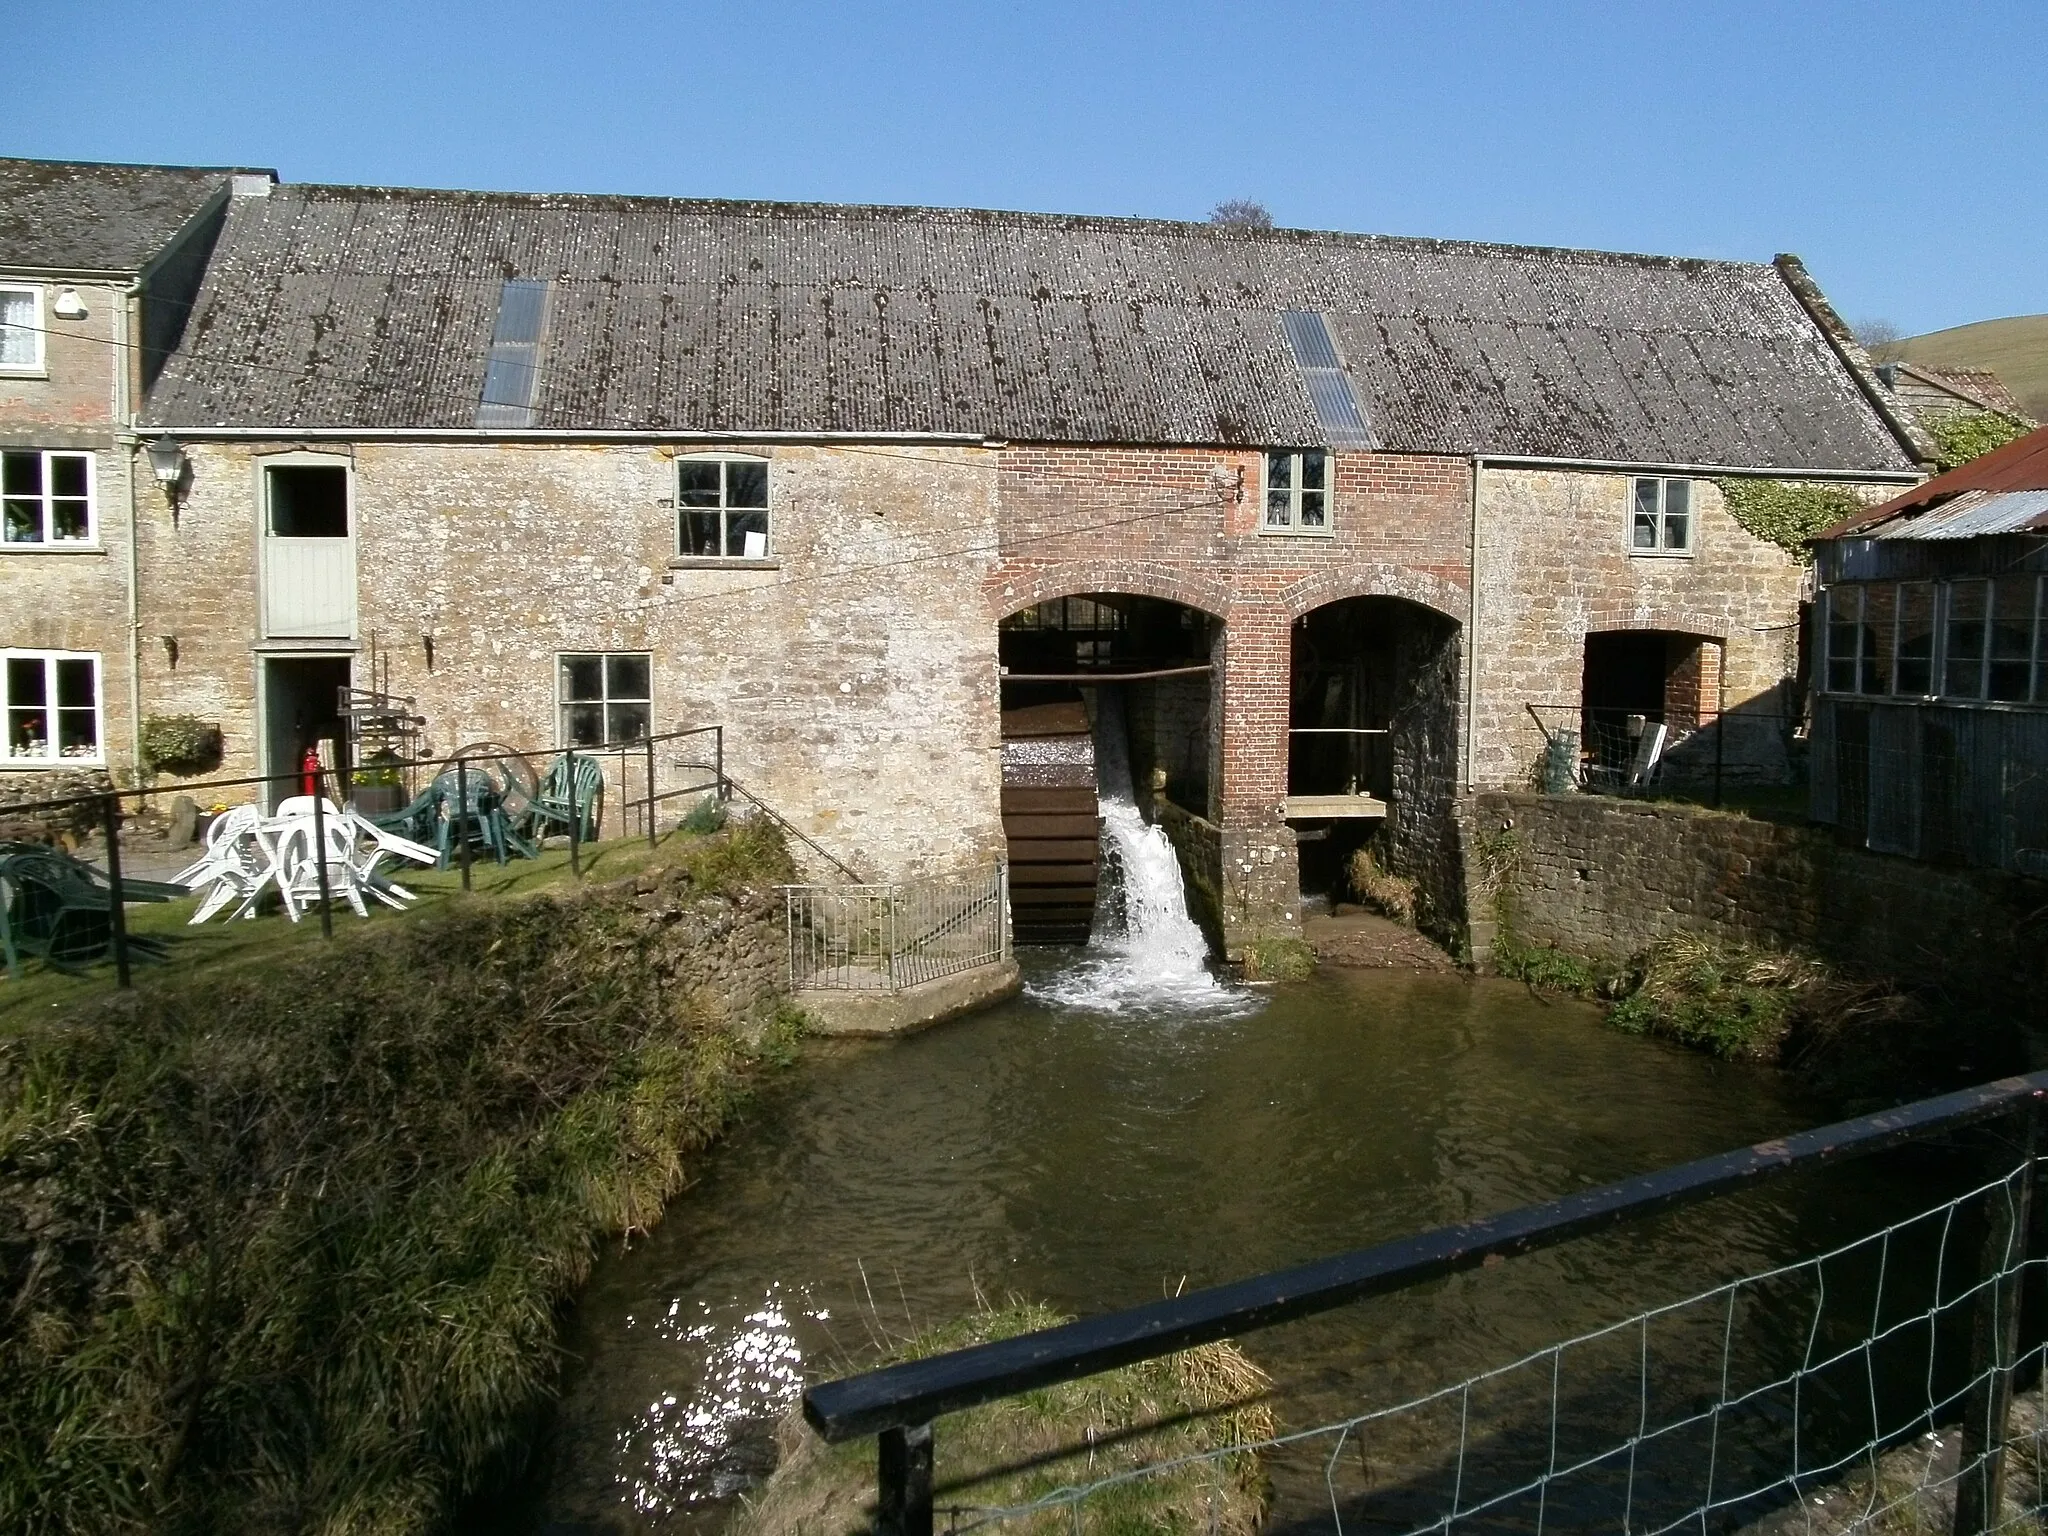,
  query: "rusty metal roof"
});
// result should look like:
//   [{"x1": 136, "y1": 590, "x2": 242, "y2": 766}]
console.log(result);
[
  {"x1": 1821, "y1": 423, "x2": 2048, "y2": 538},
  {"x1": 0, "y1": 158, "x2": 265, "y2": 273},
  {"x1": 141, "y1": 182, "x2": 1915, "y2": 469},
  {"x1": 1867, "y1": 488, "x2": 2048, "y2": 539}
]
